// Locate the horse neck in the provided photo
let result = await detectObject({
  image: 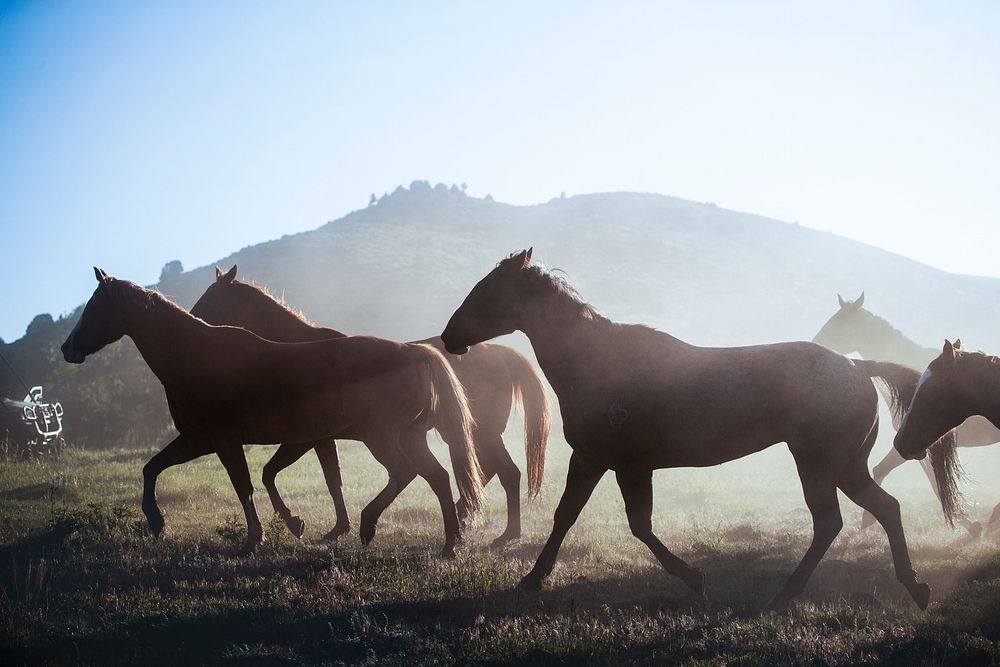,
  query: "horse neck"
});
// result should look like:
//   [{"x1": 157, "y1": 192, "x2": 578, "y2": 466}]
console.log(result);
[
  {"x1": 855, "y1": 315, "x2": 933, "y2": 368},
  {"x1": 518, "y1": 296, "x2": 636, "y2": 394},
  {"x1": 960, "y1": 356, "x2": 1000, "y2": 424},
  {"x1": 125, "y1": 300, "x2": 211, "y2": 383},
  {"x1": 245, "y1": 304, "x2": 344, "y2": 342}
]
